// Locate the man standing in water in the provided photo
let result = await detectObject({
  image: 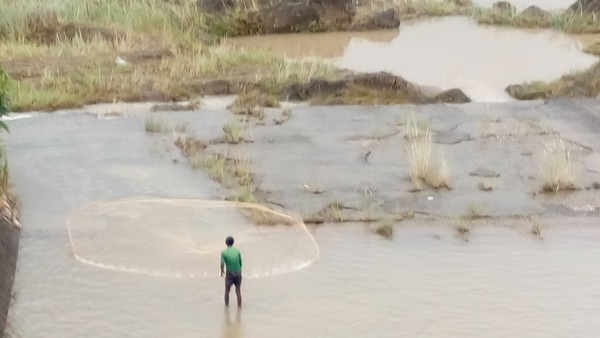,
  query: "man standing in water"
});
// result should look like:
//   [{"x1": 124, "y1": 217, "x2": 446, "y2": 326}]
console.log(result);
[{"x1": 221, "y1": 236, "x2": 242, "y2": 307}]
